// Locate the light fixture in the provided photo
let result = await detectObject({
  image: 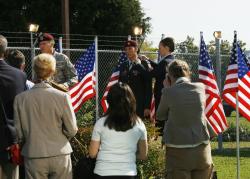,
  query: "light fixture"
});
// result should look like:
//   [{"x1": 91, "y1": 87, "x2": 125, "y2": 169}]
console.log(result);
[
  {"x1": 133, "y1": 26, "x2": 143, "y2": 36},
  {"x1": 213, "y1": 31, "x2": 222, "y2": 39},
  {"x1": 29, "y1": 24, "x2": 39, "y2": 33}
]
